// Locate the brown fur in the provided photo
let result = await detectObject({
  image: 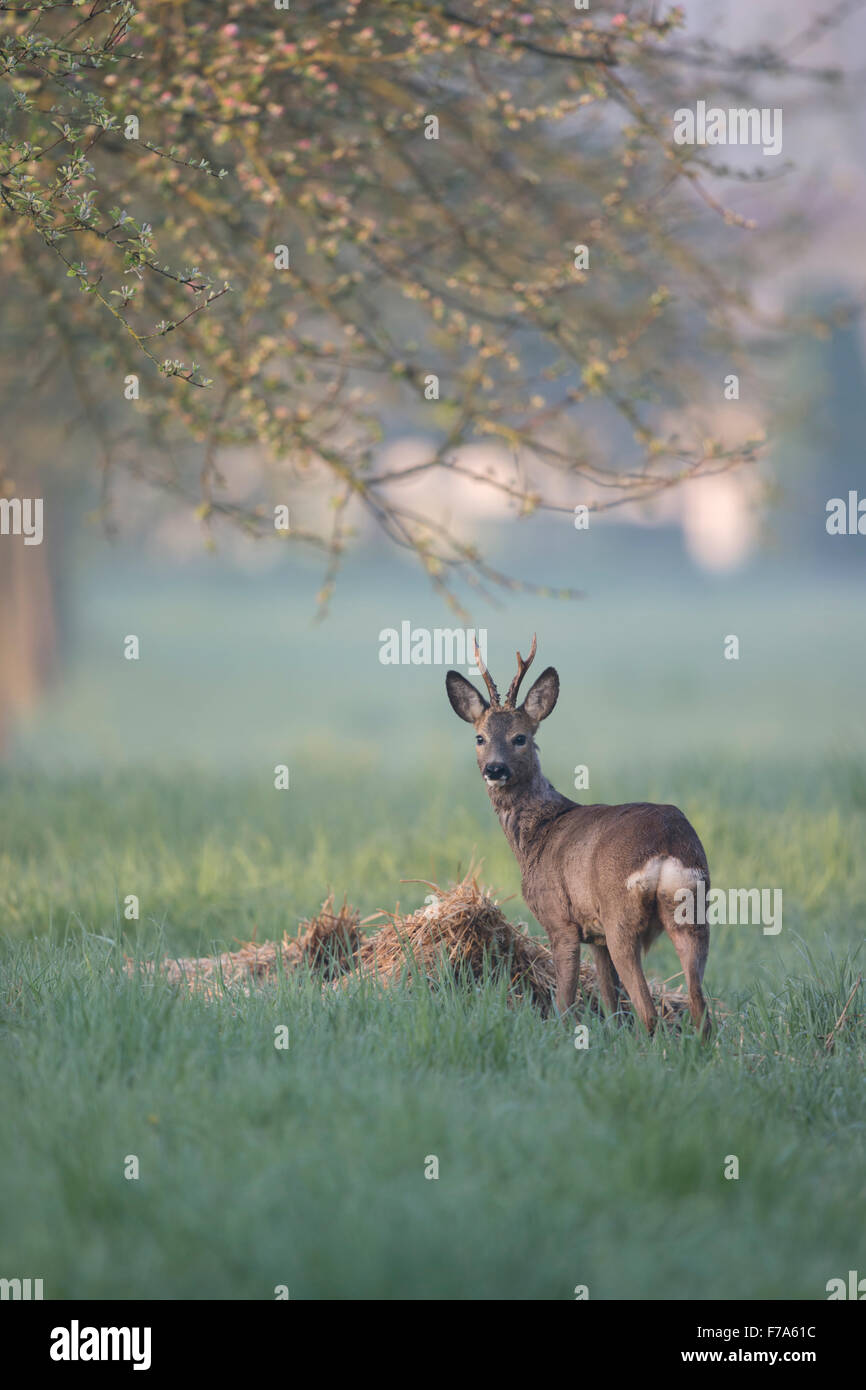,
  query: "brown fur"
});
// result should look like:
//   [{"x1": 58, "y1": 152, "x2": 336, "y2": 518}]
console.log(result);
[{"x1": 446, "y1": 640, "x2": 711, "y2": 1036}]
